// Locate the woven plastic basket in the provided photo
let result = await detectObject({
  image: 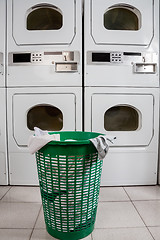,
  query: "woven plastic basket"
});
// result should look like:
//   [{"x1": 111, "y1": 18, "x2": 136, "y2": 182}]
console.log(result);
[{"x1": 35, "y1": 131, "x2": 103, "y2": 240}]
